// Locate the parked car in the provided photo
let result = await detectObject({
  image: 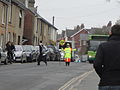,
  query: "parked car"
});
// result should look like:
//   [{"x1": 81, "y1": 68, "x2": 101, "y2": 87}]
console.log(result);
[
  {"x1": 47, "y1": 45, "x2": 61, "y2": 61},
  {"x1": 0, "y1": 47, "x2": 9, "y2": 65},
  {"x1": 22, "y1": 45, "x2": 36, "y2": 62},
  {"x1": 47, "y1": 47, "x2": 56, "y2": 61},
  {"x1": 14, "y1": 45, "x2": 27, "y2": 63},
  {"x1": 35, "y1": 45, "x2": 50, "y2": 61},
  {"x1": 54, "y1": 46, "x2": 61, "y2": 61},
  {"x1": 34, "y1": 46, "x2": 40, "y2": 61},
  {"x1": 59, "y1": 49, "x2": 64, "y2": 61}
]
